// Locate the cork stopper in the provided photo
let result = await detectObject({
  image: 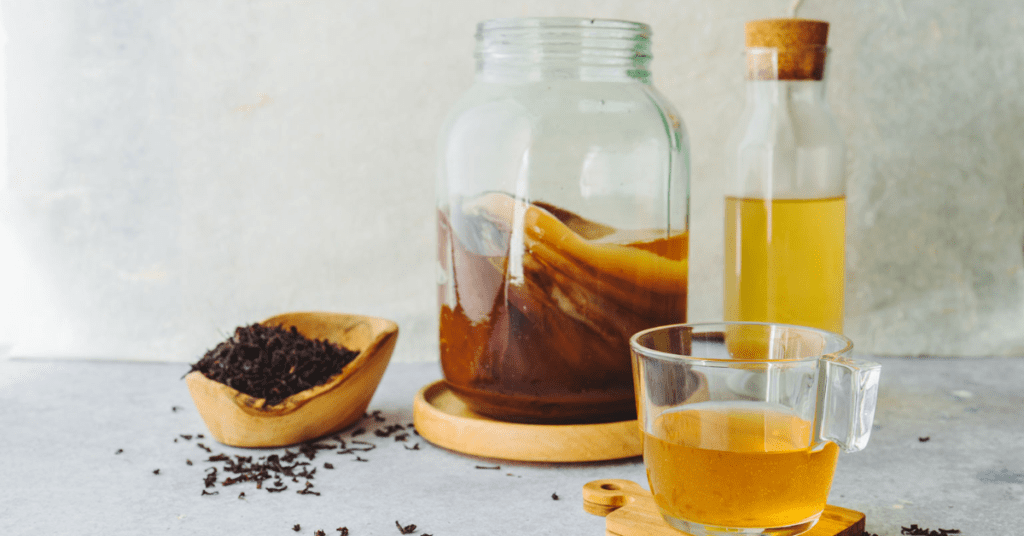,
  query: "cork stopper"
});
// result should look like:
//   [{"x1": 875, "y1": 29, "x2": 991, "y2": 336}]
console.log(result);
[{"x1": 745, "y1": 19, "x2": 829, "y2": 81}]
